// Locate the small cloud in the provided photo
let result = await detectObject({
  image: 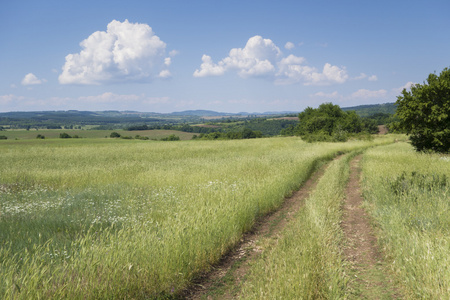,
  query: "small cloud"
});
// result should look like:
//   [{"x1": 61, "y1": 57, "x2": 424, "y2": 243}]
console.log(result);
[
  {"x1": 368, "y1": 75, "x2": 378, "y2": 81},
  {"x1": 193, "y1": 55, "x2": 225, "y2": 77},
  {"x1": 312, "y1": 91, "x2": 339, "y2": 98},
  {"x1": 354, "y1": 73, "x2": 367, "y2": 80},
  {"x1": 392, "y1": 81, "x2": 415, "y2": 94},
  {"x1": 169, "y1": 50, "x2": 179, "y2": 57},
  {"x1": 21, "y1": 73, "x2": 46, "y2": 85},
  {"x1": 284, "y1": 42, "x2": 295, "y2": 50},
  {"x1": 158, "y1": 70, "x2": 172, "y2": 78}
]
